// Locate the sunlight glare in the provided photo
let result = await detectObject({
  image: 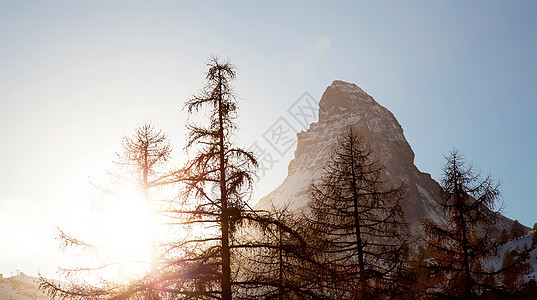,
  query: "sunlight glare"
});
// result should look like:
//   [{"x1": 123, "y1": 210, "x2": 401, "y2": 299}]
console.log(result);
[{"x1": 90, "y1": 184, "x2": 154, "y2": 281}]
